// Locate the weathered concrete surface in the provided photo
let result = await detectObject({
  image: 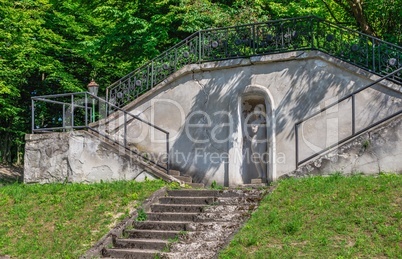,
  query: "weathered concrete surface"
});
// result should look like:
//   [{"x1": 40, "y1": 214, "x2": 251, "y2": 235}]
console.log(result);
[
  {"x1": 24, "y1": 131, "x2": 157, "y2": 183},
  {"x1": 99, "y1": 188, "x2": 269, "y2": 259},
  {"x1": 96, "y1": 50, "x2": 402, "y2": 186},
  {"x1": 291, "y1": 114, "x2": 402, "y2": 176},
  {"x1": 24, "y1": 51, "x2": 402, "y2": 185}
]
